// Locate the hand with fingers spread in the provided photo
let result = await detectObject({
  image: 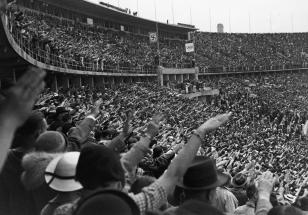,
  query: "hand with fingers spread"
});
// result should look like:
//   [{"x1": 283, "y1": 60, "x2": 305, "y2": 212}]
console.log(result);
[
  {"x1": 257, "y1": 171, "x2": 276, "y2": 200},
  {"x1": 0, "y1": 66, "x2": 46, "y2": 127},
  {"x1": 88, "y1": 98, "x2": 103, "y2": 118},
  {"x1": 123, "y1": 109, "x2": 134, "y2": 136},
  {"x1": 144, "y1": 113, "x2": 164, "y2": 139}
]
